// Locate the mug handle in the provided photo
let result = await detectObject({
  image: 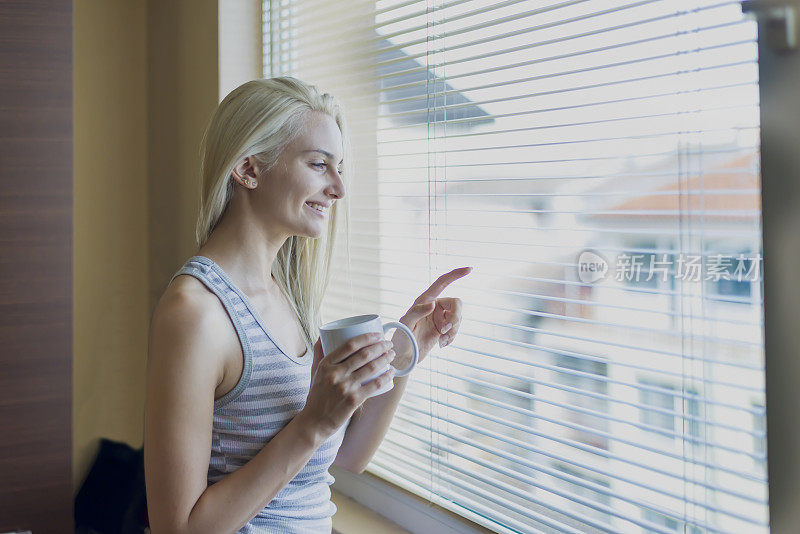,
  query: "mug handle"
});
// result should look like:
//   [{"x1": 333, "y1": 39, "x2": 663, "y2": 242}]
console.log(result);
[{"x1": 382, "y1": 321, "x2": 418, "y2": 377}]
